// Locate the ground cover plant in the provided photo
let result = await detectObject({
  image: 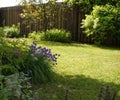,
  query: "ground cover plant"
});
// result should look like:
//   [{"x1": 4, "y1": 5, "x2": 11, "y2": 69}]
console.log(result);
[{"x1": 0, "y1": 72, "x2": 33, "y2": 100}]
